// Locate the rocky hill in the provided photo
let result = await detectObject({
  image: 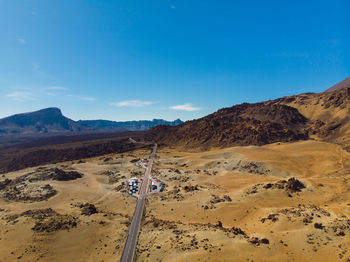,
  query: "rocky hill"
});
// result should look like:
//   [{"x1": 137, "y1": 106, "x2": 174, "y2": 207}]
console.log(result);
[
  {"x1": 275, "y1": 86, "x2": 350, "y2": 148},
  {"x1": 0, "y1": 108, "x2": 182, "y2": 136},
  {"x1": 146, "y1": 103, "x2": 309, "y2": 149},
  {"x1": 146, "y1": 78, "x2": 350, "y2": 149}
]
